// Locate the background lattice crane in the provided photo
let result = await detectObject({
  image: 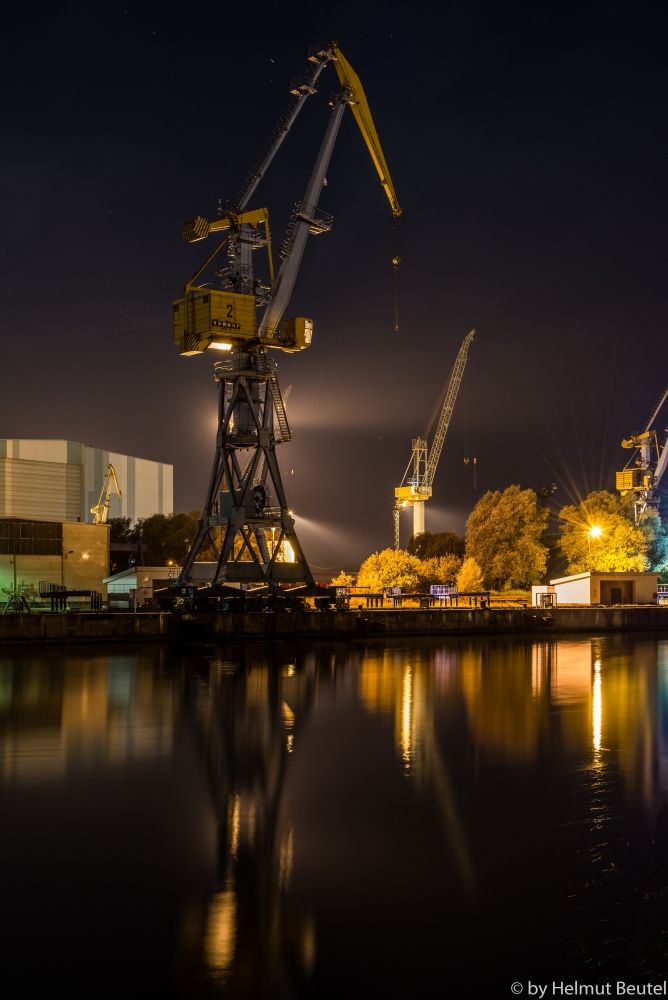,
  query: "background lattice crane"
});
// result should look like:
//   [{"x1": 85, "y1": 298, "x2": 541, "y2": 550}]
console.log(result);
[{"x1": 394, "y1": 330, "x2": 474, "y2": 548}]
